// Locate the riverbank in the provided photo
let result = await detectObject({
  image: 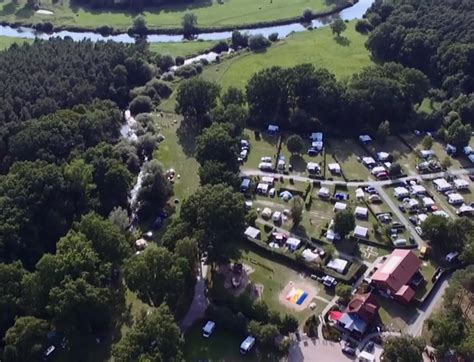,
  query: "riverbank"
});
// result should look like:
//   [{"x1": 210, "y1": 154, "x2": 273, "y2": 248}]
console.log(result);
[{"x1": 0, "y1": 0, "x2": 354, "y2": 35}]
